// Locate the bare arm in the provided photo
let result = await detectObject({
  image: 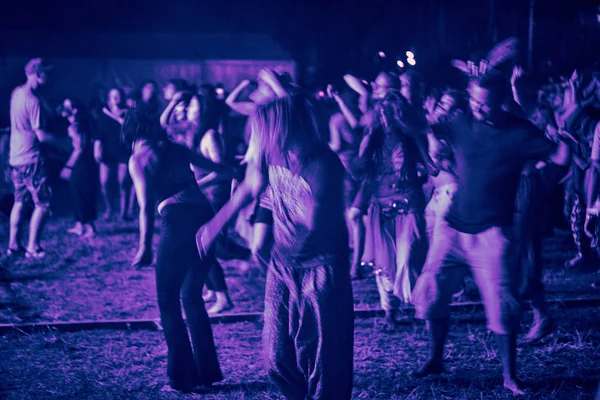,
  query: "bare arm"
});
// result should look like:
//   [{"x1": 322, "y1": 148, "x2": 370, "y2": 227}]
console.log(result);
[
  {"x1": 129, "y1": 155, "x2": 156, "y2": 268},
  {"x1": 343, "y1": 74, "x2": 369, "y2": 97},
  {"x1": 159, "y1": 97, "x2": 180, "y2": 129},
  {"x1": 197, "y1": 158, "x2": 267, "y2": 256},
  {"x1": 225, "y1": 80, "x2": 256, "y2": 116},
  {"x1": 547, "y1": 139, "x2": 571, "y2": 167},
  {"x1": 195, "y1": 131, "x2": 225, "y2": 187}
]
